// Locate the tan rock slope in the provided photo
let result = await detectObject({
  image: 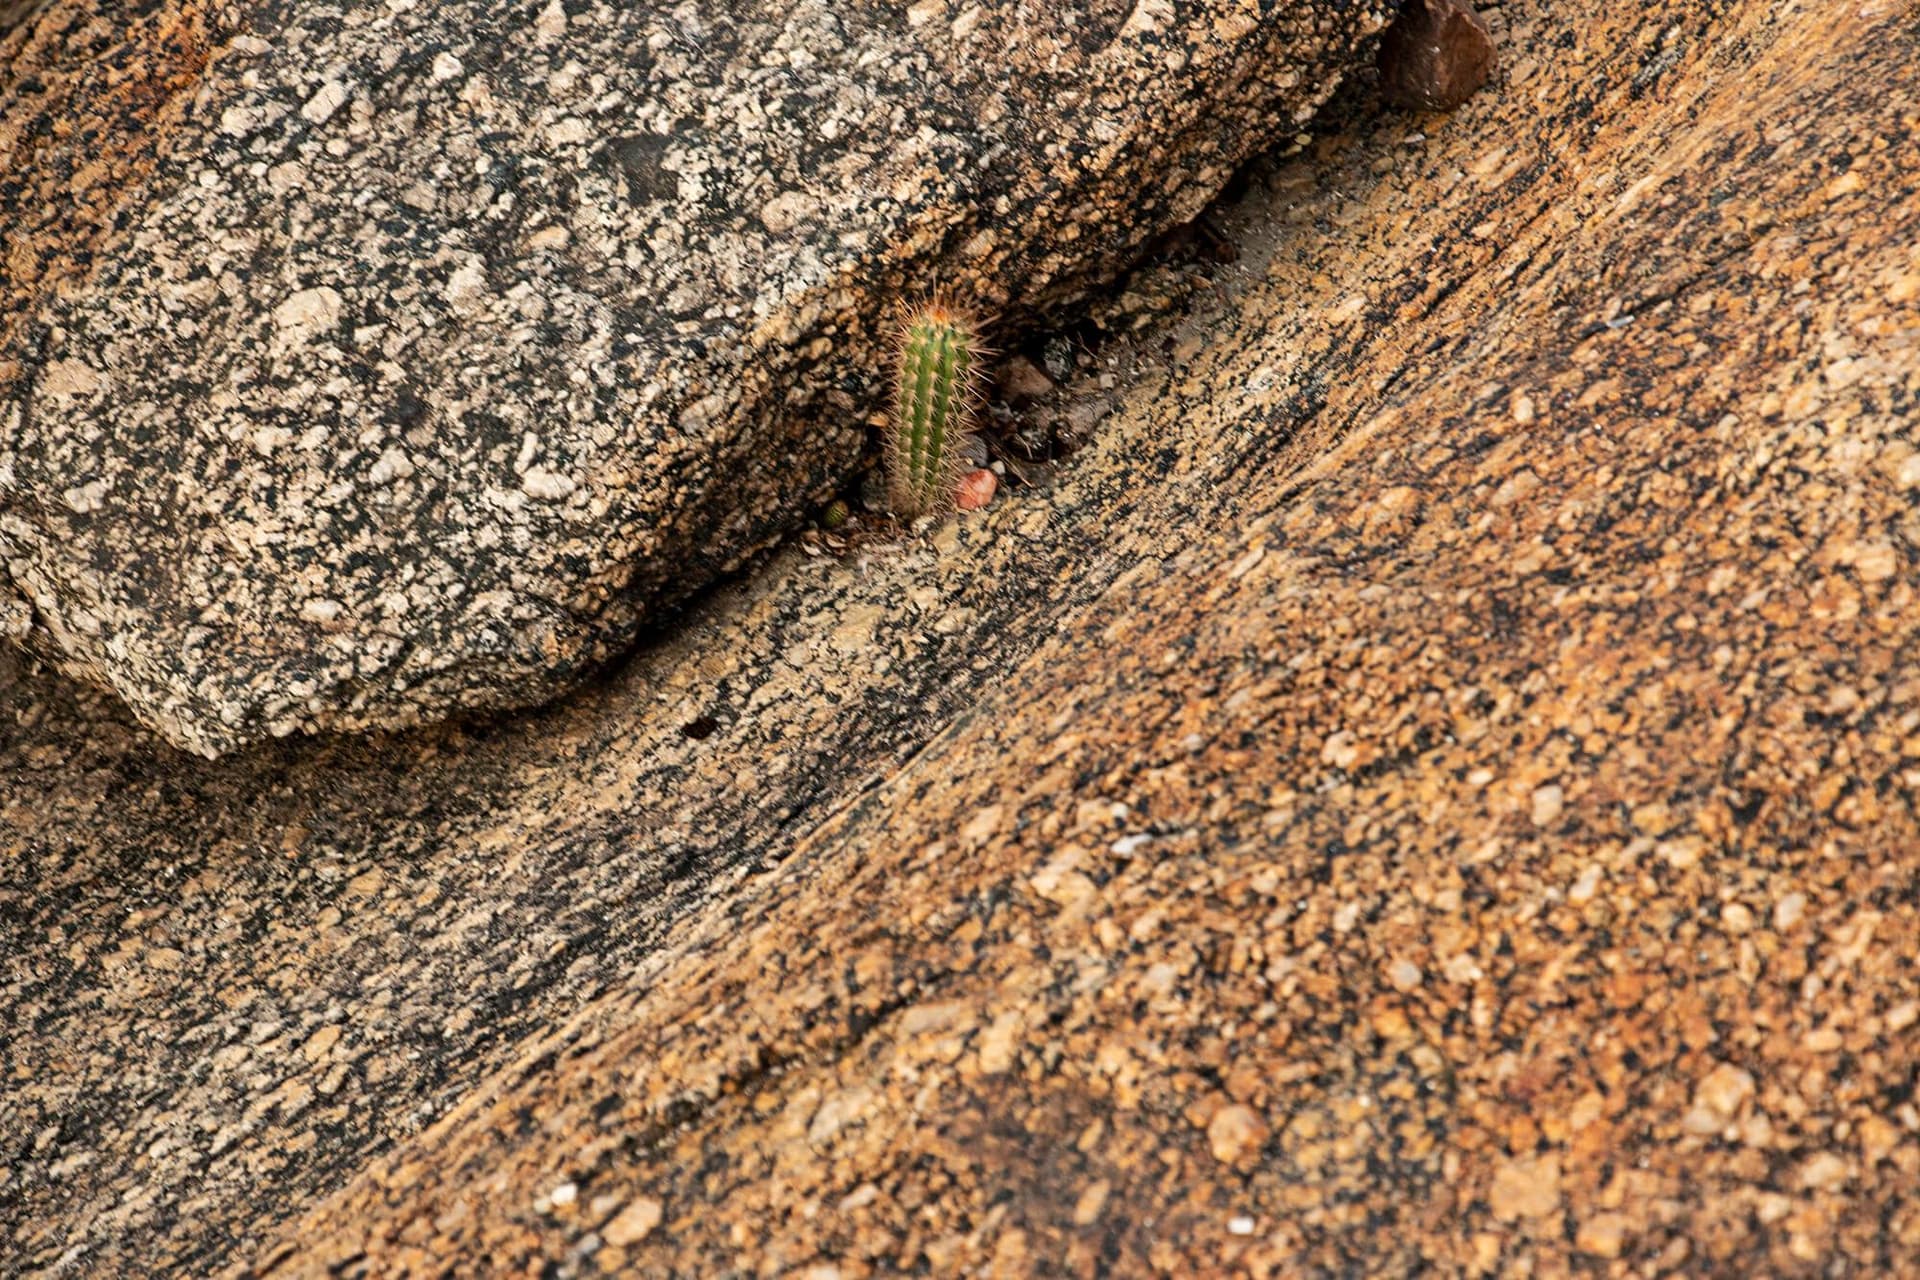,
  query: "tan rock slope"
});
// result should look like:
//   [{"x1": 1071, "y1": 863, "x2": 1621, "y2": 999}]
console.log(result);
[{"x1": 5, "y1": 0, "x2": 1918, "y2": 1274}]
